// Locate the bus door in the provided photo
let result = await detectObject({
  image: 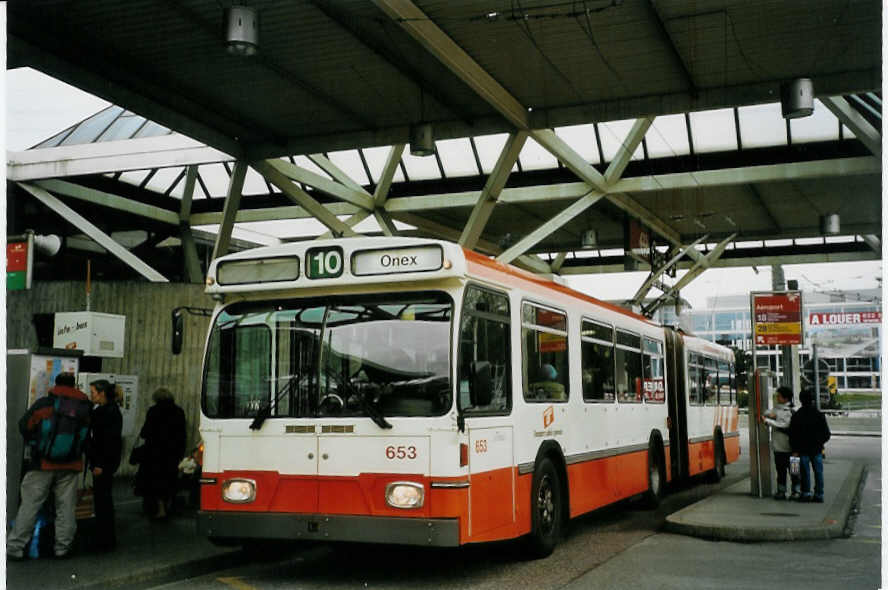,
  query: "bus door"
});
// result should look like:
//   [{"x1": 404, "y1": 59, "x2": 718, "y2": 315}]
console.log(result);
[
  {"x1": 663, "y1": 329, "x2": 689, "y2": 480},
  {"x1": 467, "y1": 423, "x2": 514, "y2": 538}
]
